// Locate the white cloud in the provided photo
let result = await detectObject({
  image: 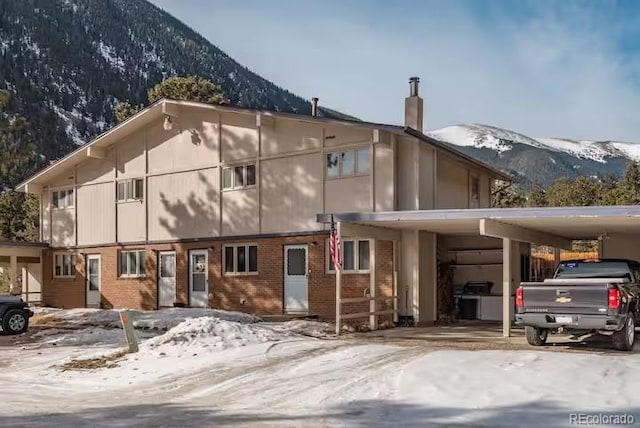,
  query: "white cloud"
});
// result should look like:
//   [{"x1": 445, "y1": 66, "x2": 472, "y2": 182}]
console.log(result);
[{"x1": 150, "y1": 0, "x2": 640, "y2": 141}]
